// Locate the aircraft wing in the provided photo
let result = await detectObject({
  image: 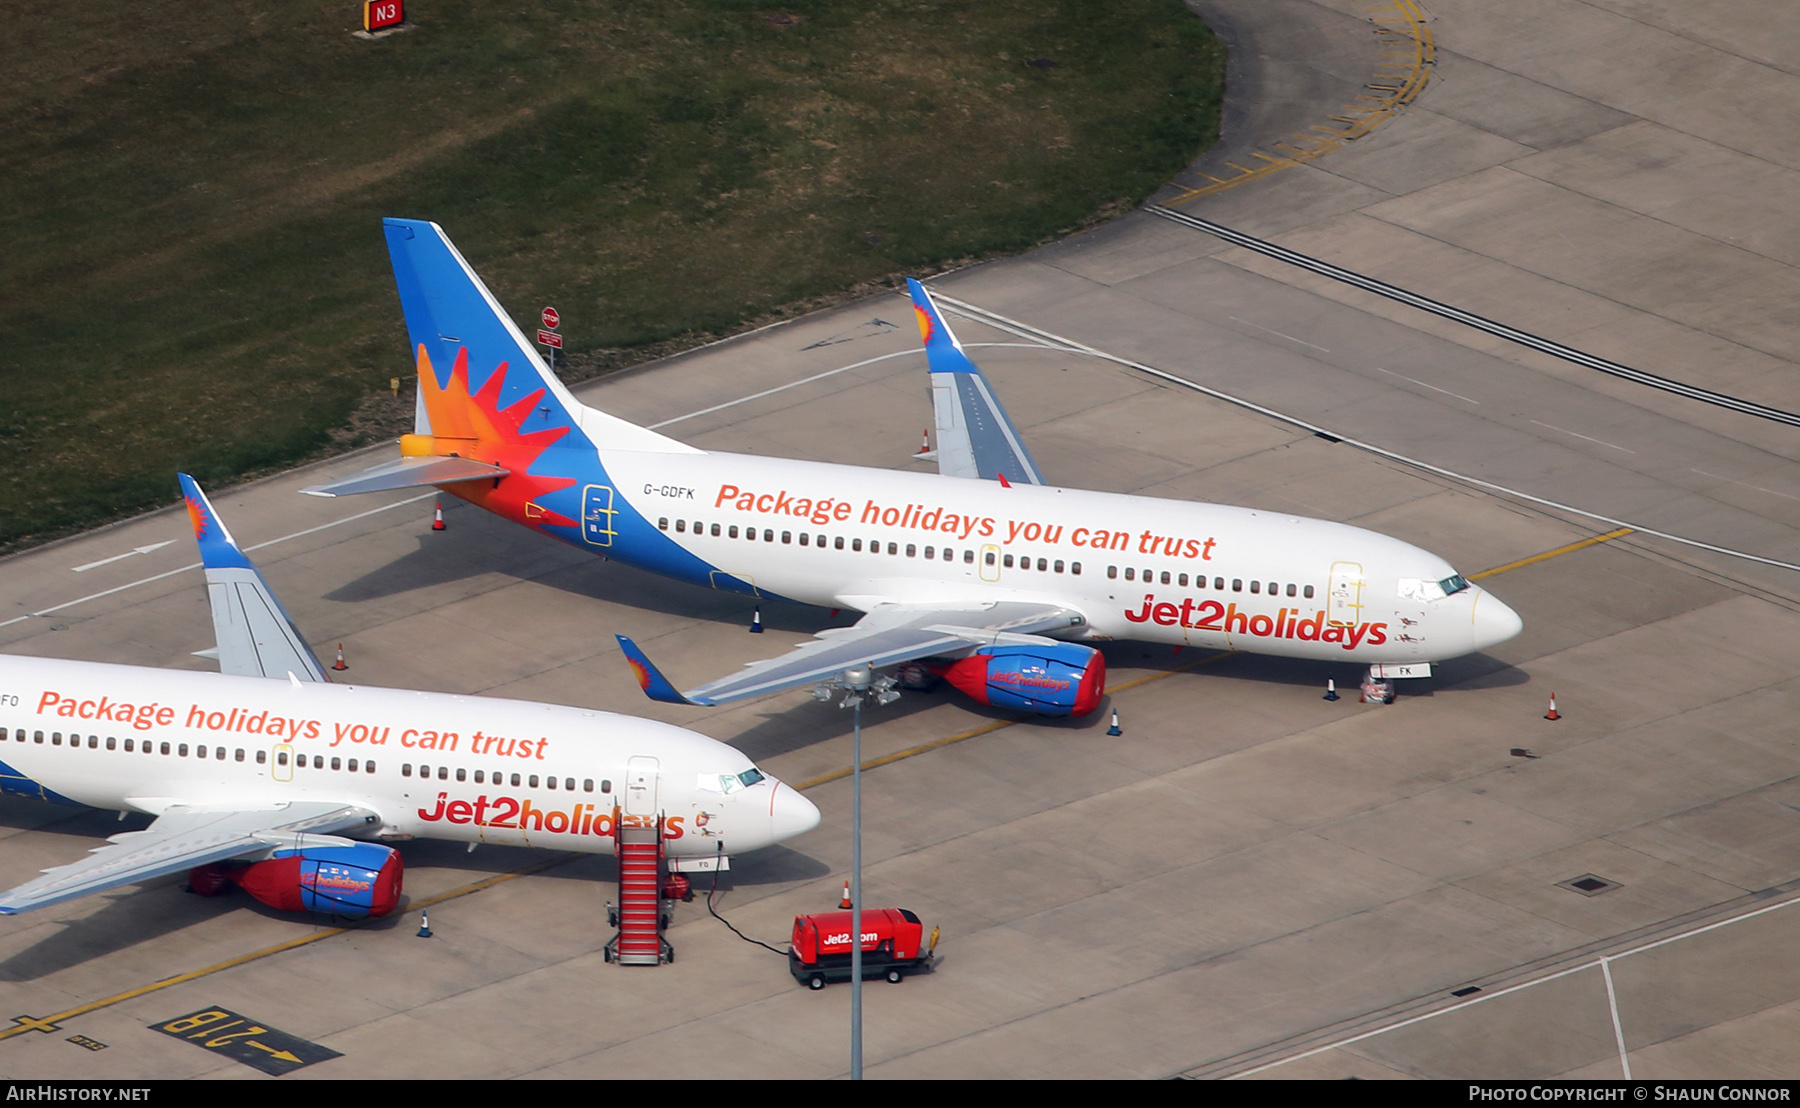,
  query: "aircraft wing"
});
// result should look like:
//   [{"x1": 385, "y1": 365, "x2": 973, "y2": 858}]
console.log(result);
[
  {"x1": 618, "y1": 602, "x2": 1086, "y2": 706},
  {"x1": 180, "y1": 474, "x2": 328, "y2": 683},
  {"x1": 300, "y1": 455, "x2": 509, "y2": 498},
  {"x1": 908, "y1": 279, "x2": 1046, "y2": 486},
  {"x1": 0, "y1": 801, "x2": 377, "y2": 915}
]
